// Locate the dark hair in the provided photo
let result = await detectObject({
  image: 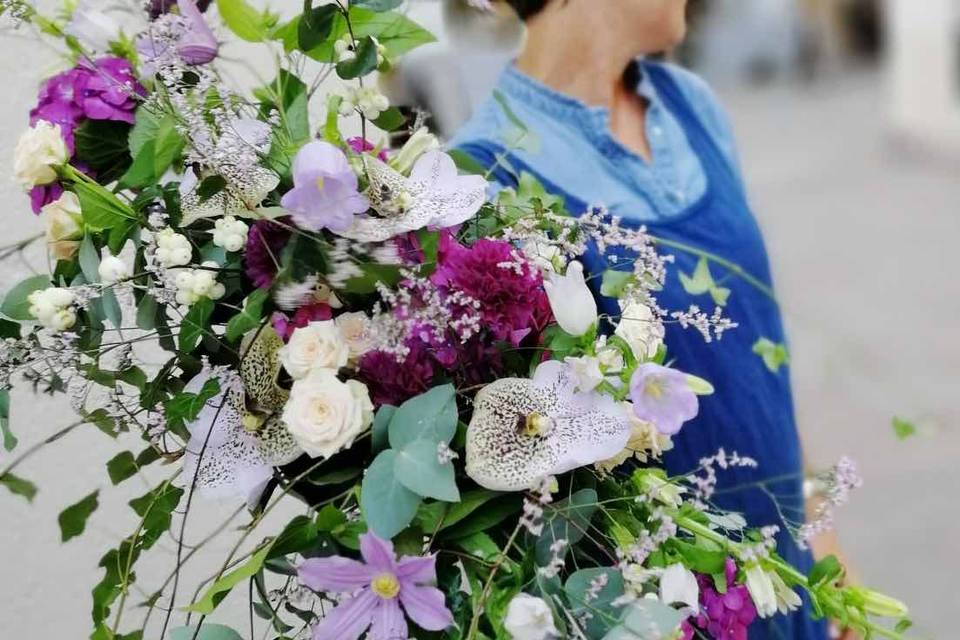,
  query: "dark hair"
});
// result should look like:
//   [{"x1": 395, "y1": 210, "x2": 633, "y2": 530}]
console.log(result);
[{"x1": 502, "y1": 0, "x2": 551, "y2": 20}]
